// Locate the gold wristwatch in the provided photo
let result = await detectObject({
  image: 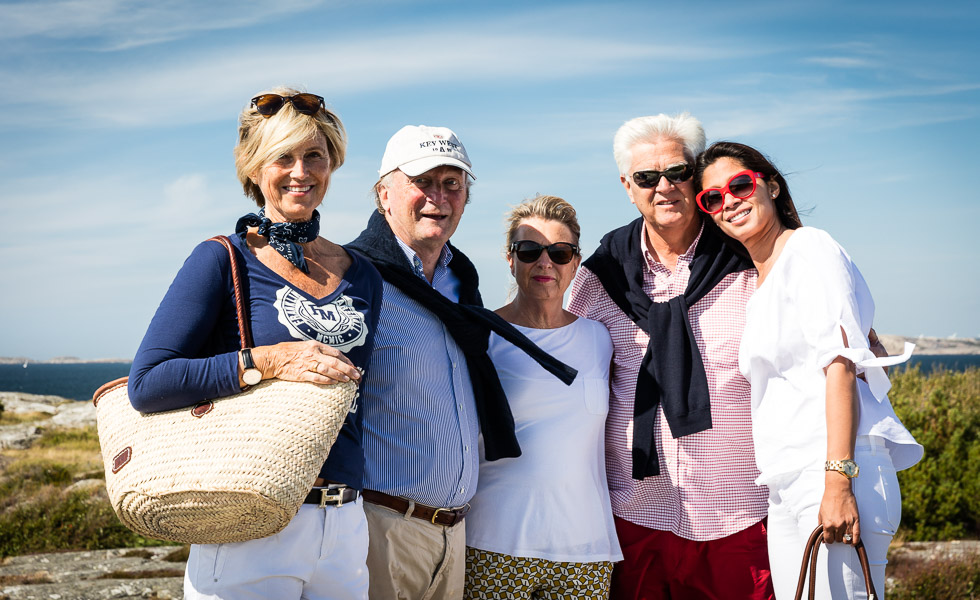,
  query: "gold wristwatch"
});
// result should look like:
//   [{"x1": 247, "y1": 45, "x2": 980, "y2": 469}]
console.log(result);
[{"x1": 825, "y1": 459, "x2": 859, "y2": 478}]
